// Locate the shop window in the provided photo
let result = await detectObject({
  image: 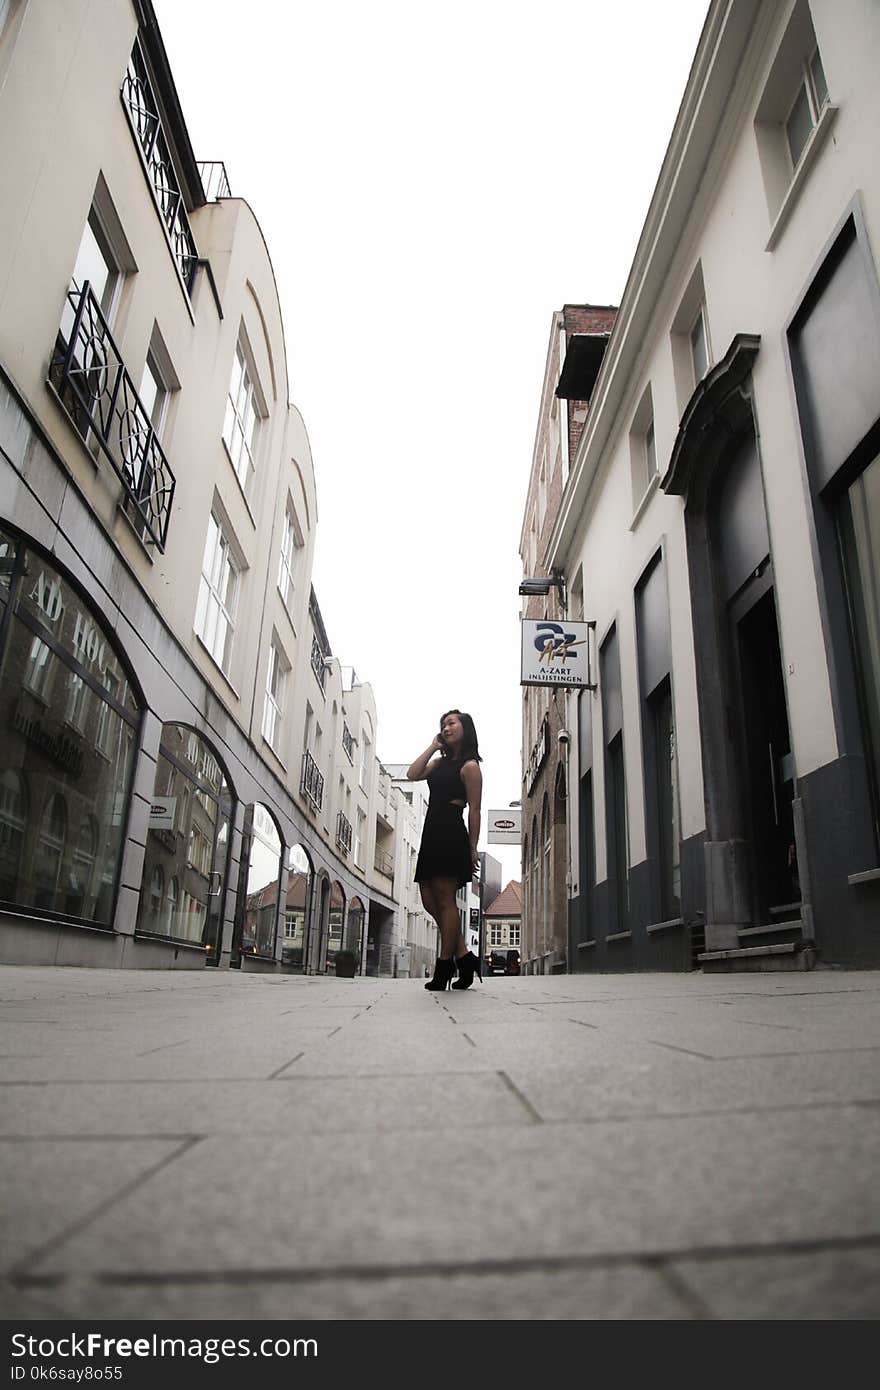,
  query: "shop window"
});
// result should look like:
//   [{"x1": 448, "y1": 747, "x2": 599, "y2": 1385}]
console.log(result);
[
  {"x1": 239, "y1": 803, "x2": 283, "y2": 959},
  {"x1": 137, "y1": 724, "x2": 233, "y2": 950},
  {"x1": 0, "y1": 537, "x2": 139, "y2": 924}
]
